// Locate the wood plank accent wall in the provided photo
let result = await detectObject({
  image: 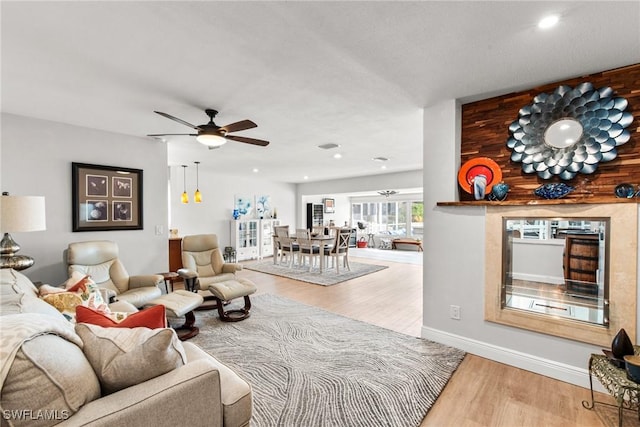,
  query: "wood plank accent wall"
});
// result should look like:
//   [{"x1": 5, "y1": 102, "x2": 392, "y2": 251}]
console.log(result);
[{"x1": 460, "y1": 63, "x2": 640, "y2": 202}]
